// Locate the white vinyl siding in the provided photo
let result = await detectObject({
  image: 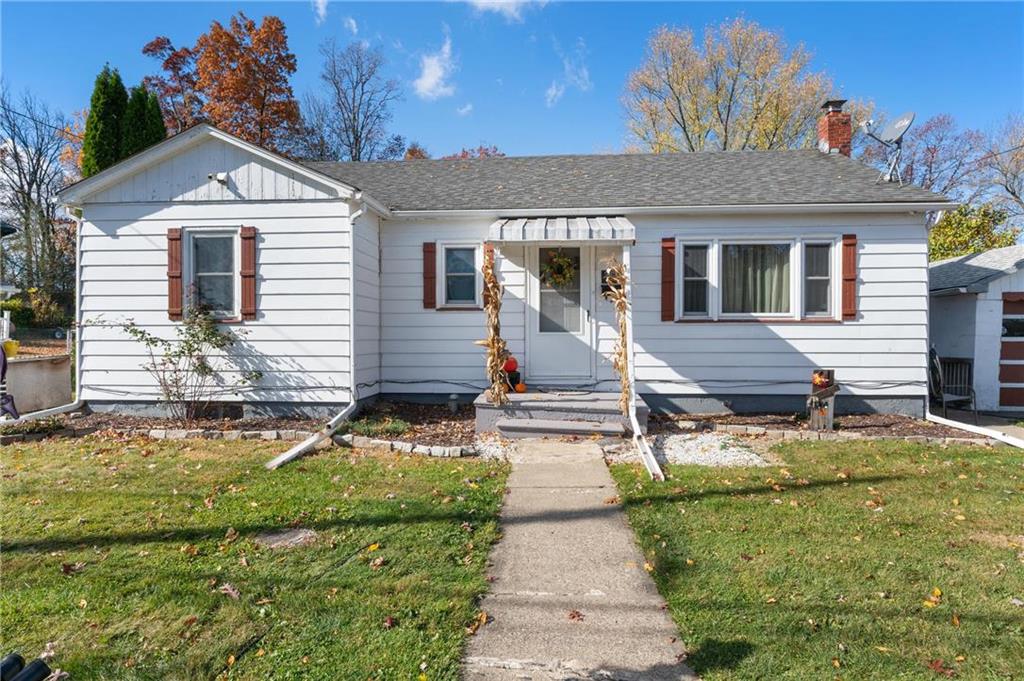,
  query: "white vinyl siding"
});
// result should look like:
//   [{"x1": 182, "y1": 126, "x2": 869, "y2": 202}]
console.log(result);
[
  {"x1": 353, "y1": 211, "x2": 381, "y2": 398},
  {"x1": 632, "y1": 213, "x2": 929, "y2": 398},
  {"x1": 78, "y1": 198, "x2": 353, "y2": 405},
  {"x1": 379, "y1": 220, "x2": 524, "y2": 393}
]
